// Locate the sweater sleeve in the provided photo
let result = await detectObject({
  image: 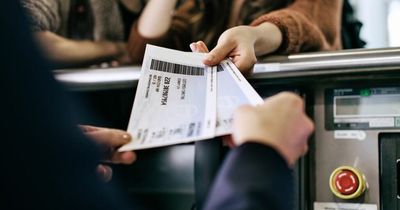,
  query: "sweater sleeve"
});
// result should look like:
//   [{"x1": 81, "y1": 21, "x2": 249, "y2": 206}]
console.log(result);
[
  {"x1": 251, "y1": 0, "x2": 343, "y2": 54},
  {"x1": 20, "y1": 0, "x2": 61, "y2": 32}
]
